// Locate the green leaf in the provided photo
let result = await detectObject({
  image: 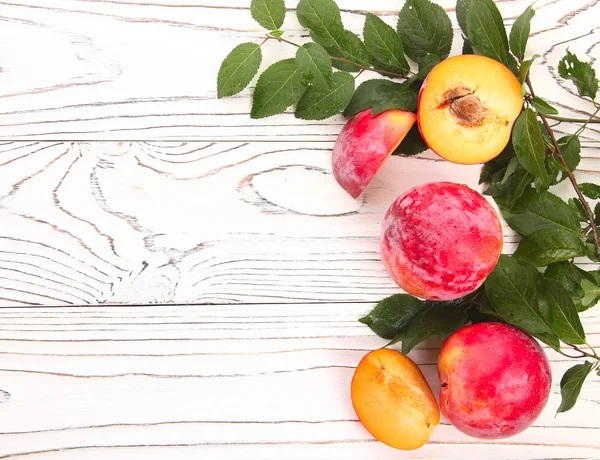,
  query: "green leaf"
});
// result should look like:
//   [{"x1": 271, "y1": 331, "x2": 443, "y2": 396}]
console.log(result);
[
  {"x1": 557, "y1": 135, "x2": 581, "y2": 172},
  {"x1": 519, "y1": 54, "x2": 540, "y2": 83},
  {"x1": 297, "y1": 0, "x2": 343, "y2": 48},
  {"x1": 457, "y1": 0, "x2": 508, "y2": 49},
  {"x1": 251, "y1": 58, "x2": 306, "y2": 119},
  {"x1": 514, "y1": 227, "x2": 586, "y2": 266},
  {"x1": 296, "y1": 43, "x2": 333, "y2": 90},
  {"x1": 558, "y1": 50, "x2": 599, "y2": 99},
  {"x1": 581, "y1": 278, "x2": 600, "y2": 310},
  {"x1": 217, "y1": 43, "x2": 263, "y2": 98},
  {"x1": 538, "y1": 279, "x2": 585, "y2": 344},
  {"x1": 392, "y1": 124, "x2": 429, "y2": 156},
  {"x1": 545, "y1": 262, "x2": 592, "y2": 312},
  {"x1": 342, "y1": 79, "x2": 418, "y2": 117},
  {"x1": 407, "y1": 54, "x2": 441, "y2": 84},
  {"x1": 364, "y1": 13, "x2": 409, "y2": 75},
  {"x1": 580, "y1": 183, "x2": 600, "y2": 200},
  {"x1": 484, "y1": 254, "x2": 560, "y2": 349},
  {"x1": 389, "y1": 304, "x2": 469, "y2": 355},
  {"x1": 502, "y1": 188, "x2": 581, "y2": 236},
  {"x1": 270, "y1": 29, "x2": 285, "y2": 38},
  {"x1": 480, "y1": 145, "x2": 513, "y2": 184},
  {"x1": 397, "y1": 0, "x2": 453, "y2": 62},
  {"x1": 295, "y1": 71, "x2": 354, "y2": 120},
  {"x1": 456, "y1": 0, "x2": 471, "y2": 36},
  {"x1": 557, "y1": 361, "x2": 594, "y2": 414},
  {"x1": 466, "y1": 0, "x2": 511, "y2": 67},
  {"x1": 323, "y1": 30, "x2": 372, "y2": 72},
  {"x1": 530, "y1": 97, "x2": 558, "y2": 116},
  {"x1": 512, "y1": 108, "x2": 549, "y2": 189},
  {"x1": 338, "y1": 30, "x2": 372, "y2": 67},
  {"x1": 359, "y1": 294, "x2": 426, "y2": 340},
  {"x1": 343, "y1": 79, "x2": 386, "y2": 116},
  {"x1": 509, "y1": 4, "x2": 535, "y2": 59},
  {"x1": 371, "y1": 81, "x2": 418, "y2": 115},
  {"x1": 569, "y1": 198, "x2": 588, "y2": 222},
  {"x1": 250, "y1": 0, "x2": 286, "y2": 30},
  {"x1": 485, "y1": 165, "x2": 533, "y2": 210}
]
